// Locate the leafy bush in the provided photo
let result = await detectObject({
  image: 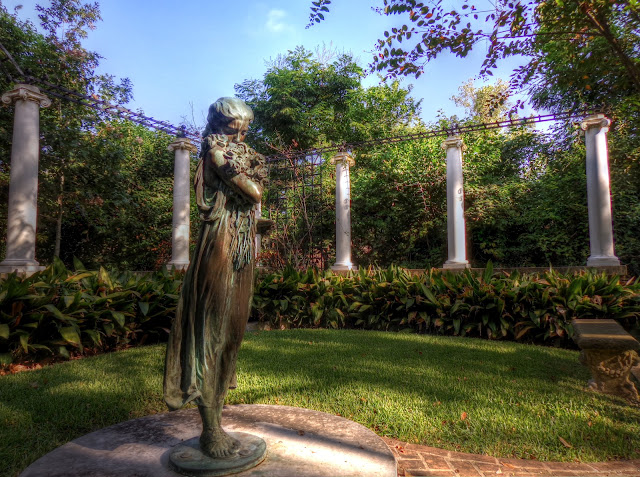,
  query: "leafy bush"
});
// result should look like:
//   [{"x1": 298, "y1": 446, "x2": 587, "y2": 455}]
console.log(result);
[
  {"x1": 253, "y1": 264, "x2": 640, "y2": 346},
  {"x1": 0, "y1": 258, "x2": 181, "y2": 364},
  {"x1": 2, "y1": 262, "x2": 638, "y2": 364}
]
